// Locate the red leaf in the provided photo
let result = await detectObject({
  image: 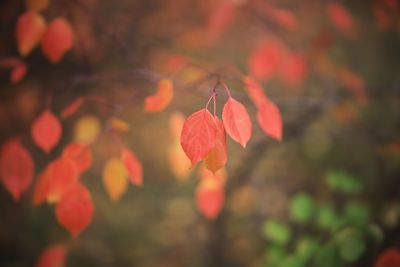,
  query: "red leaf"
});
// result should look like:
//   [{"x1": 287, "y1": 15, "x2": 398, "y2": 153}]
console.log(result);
[
  {"x1": 41, "y1": 18, "x2": 74, "y2": 63},
  {"x1": 196, "y1": 179, "x2": 225, "y2": 220},
  {"x1": 181, "y1": 108, "x2": 217, "y2": 166},
  {"x1": 375, "y1": 248, "x2": 400, "y2": 267},
  {"x1": 31, "y1": 109, "x2": 62, "y2": 153},
  {"x1": 55, "y1": 183, "x2": 94, "y2": 238},
  {"x1": 222, "y1": 98, "x2": 252, "y2": 147},
  {"x1": 144, "y1": 79, "x2": 174, "y2": 112},
  {"x1": 268, "y1": 7, "x2": 297, "y2": 30},
  {"x1": 257, "y1": 100, "x2": 283, "y2": 141},
  {"x1": 243, "y1": 76, "x2": 268, "y2": 107},
  {"x1": 62, "y1": 143, "x2": 92, "y2": 173},
  {"x1": 35, "y1": 244, "x2": 67, "y2": 267},
  {"x1": 10, "y1": 63, "x2": 28, "y2": 84},
  {"x1": 16, "y1": 11, "x2": 46, "y2": 57},
  {"x1": 0, "y1": 139, "x2": 34, "y2": 201},
  {"x1": 247, "y1": 41, "x2": 282, "y2": 80},
  {"x1": 33, "y1": 157, "x2": 78, "y2": 205},
  {"x1": 121, "y1": 148, "x2": 143, "y2": 186},
  {"x1": 204, "y1": 117, "x2": 227, "y2": 173},
  {"x1": 279, "y1": 53, "x2": 308, "y2": 88},
  {"x1": 206, "y1": 1, "x2": 236, "y2": 41},
  {"x1": 327, "y1": 3, "x2": 355, "y2": 35},
  {"x1": 60, "y1": 97, "x2": 85, "y2": 119}
]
